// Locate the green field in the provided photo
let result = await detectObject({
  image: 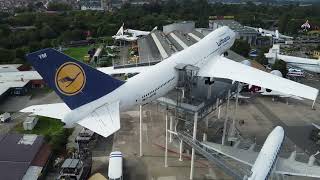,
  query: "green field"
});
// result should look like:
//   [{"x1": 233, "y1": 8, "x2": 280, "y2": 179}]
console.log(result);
[
  {"x1": 63, "y1": 46, "x2": 93, "y2": 61},
  {"x1": 15, "y1": 116, "x2": 63, "y2": 134}
]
